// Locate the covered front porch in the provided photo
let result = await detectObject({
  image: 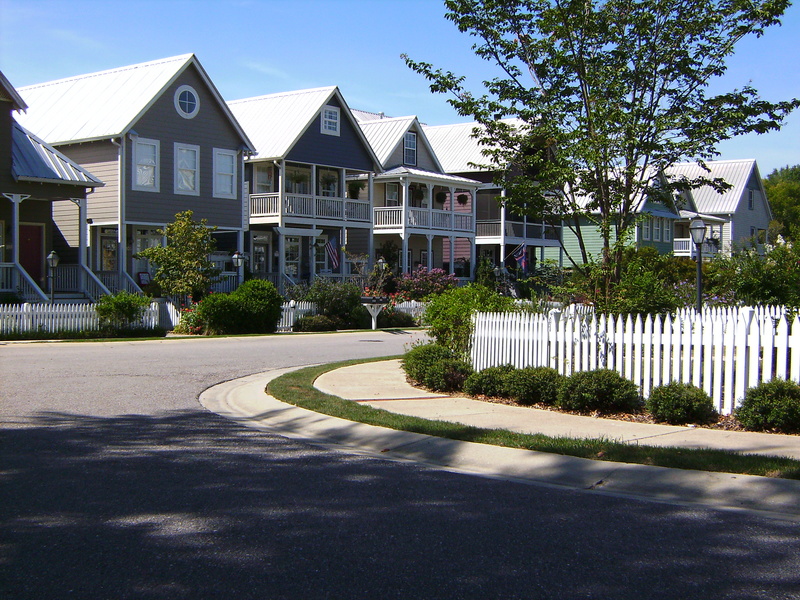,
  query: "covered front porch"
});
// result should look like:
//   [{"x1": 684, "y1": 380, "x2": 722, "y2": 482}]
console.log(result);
[{"x1": 672, "y1": 212, "x2": 728, "y2": 258}]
